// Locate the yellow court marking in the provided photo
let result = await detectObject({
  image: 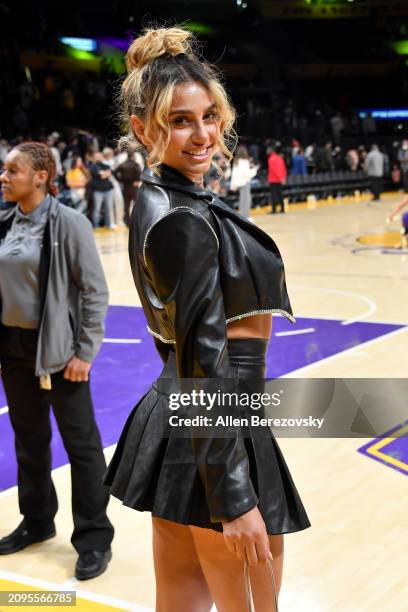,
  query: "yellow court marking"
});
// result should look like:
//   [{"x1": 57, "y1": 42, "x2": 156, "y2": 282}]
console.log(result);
[
  {"x1": 0, "y1": 578, "x2": 127, "y2": 612},
  {"x1": 366, "y1": 423, "x2": 408, "y2": 472},
  {"x1": 251, "y1": 190, "x2": 400, "y2": 215},
  {"x1": 357, "y1": 231, "x2": 401, "y2": 248}
]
